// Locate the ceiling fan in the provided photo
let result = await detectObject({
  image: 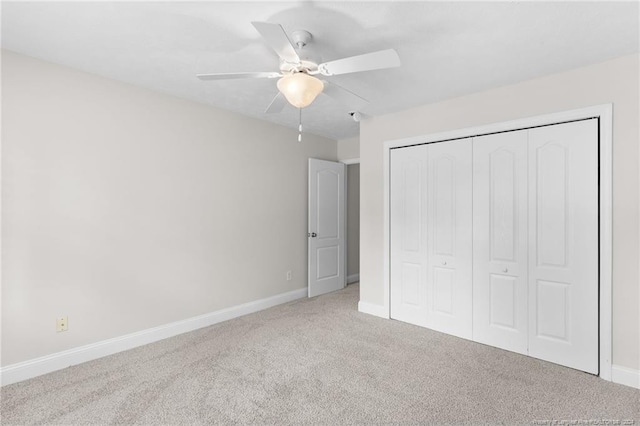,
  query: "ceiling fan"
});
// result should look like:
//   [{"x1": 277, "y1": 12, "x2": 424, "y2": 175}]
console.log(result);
[{"x1": 196, "y1": 21, "x2": 401, "y2": 114}]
